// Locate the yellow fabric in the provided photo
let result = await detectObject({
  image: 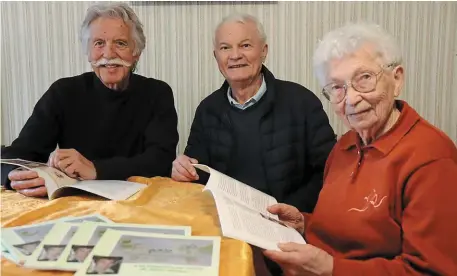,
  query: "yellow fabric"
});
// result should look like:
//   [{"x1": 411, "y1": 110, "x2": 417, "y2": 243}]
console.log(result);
[{"x1": 0, "y1": 177, "x2": 255, "y2": 276}]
